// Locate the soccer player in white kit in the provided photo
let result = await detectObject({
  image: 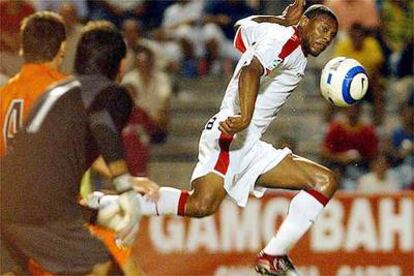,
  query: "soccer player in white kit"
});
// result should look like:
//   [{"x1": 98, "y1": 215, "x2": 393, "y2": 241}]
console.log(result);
[{"x1": 90, "y1": 3, "x2": 339, "y2": 275}]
